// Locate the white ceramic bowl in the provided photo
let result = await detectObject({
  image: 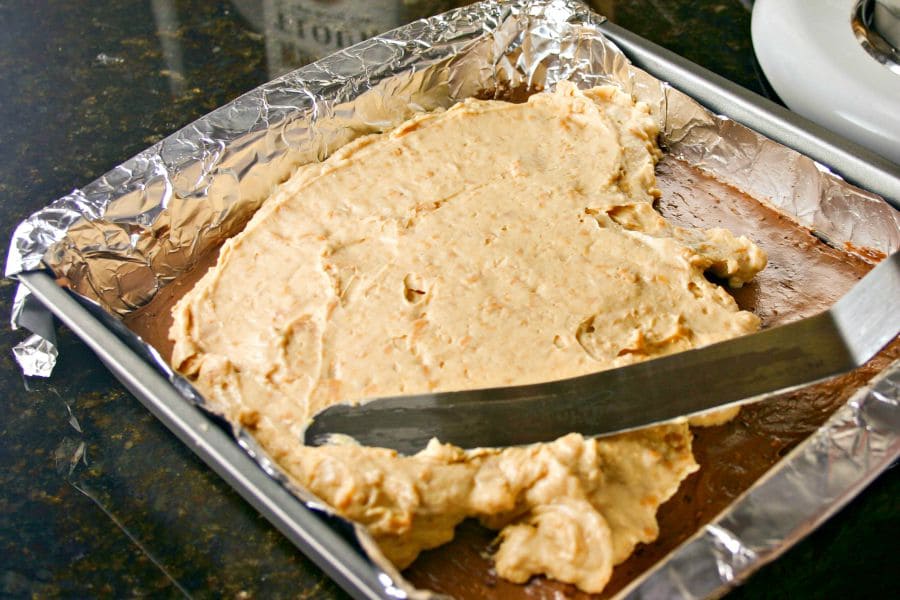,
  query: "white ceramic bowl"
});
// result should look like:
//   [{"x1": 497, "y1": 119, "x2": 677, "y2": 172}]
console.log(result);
[{"x1": 752, "y1": 0, "x2": 900, "y2": 165}]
